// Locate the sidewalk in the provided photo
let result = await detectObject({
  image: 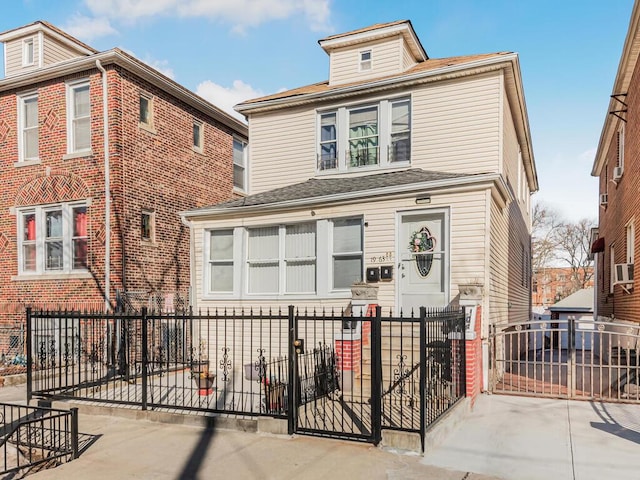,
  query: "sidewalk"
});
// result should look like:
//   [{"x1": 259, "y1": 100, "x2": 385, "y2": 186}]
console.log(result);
[{"x1": 0, "y1": 385, "x2": 497, "y2": 480}]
